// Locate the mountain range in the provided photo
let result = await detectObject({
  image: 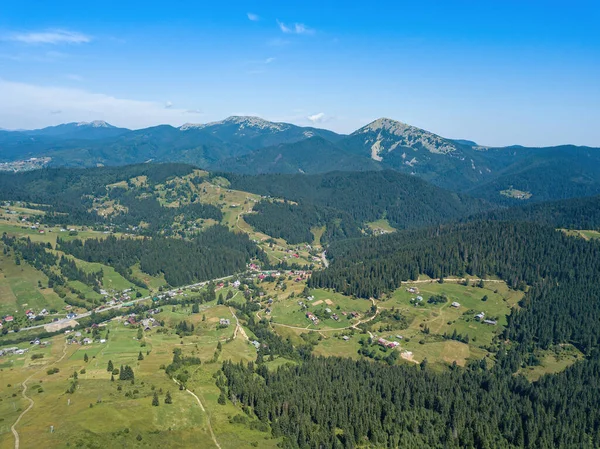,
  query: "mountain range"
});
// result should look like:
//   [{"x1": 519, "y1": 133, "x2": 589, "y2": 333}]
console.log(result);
[{"x1": 1, "y1": 116, "x2": 599, "y2": 204}]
